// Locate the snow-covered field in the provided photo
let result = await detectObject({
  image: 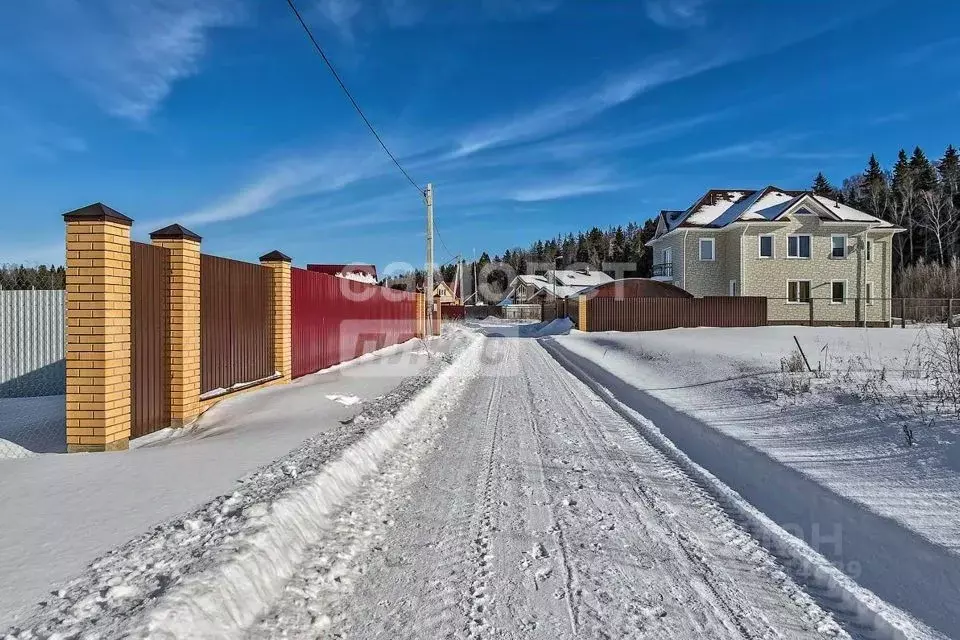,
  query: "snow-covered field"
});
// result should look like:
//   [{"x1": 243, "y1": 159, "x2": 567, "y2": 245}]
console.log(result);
[
  {"x1": 548, "y1": 325, "x2": 960, "y2": 637},
  {"x1": 0, "y1": 335, "x2": 457, "y2": 630}
]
